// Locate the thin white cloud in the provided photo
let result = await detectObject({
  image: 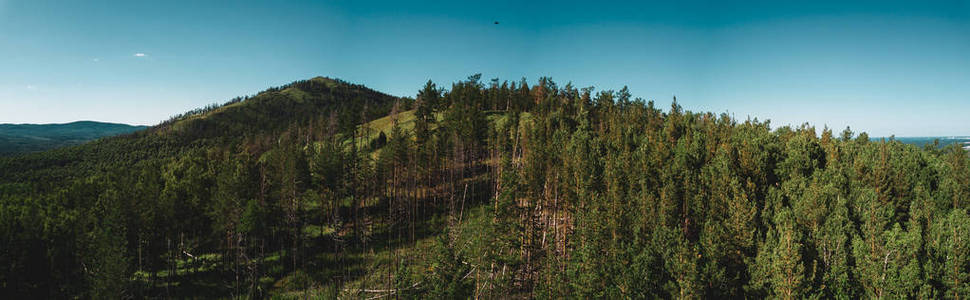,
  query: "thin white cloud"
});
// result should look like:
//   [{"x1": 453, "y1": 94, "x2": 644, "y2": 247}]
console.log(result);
[
  {"x1": 133, "y1": 53, "x2": 147, "y2": 57},
  {"x1": 91, "y1": 58, "x2": 101, "y2": 62}
]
